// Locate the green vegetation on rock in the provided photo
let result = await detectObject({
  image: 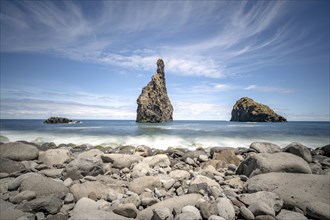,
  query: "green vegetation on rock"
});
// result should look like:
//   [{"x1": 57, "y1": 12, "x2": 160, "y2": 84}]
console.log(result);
[{"x1": 230, "y1": 97, "x2": 287, "y2": 122}]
